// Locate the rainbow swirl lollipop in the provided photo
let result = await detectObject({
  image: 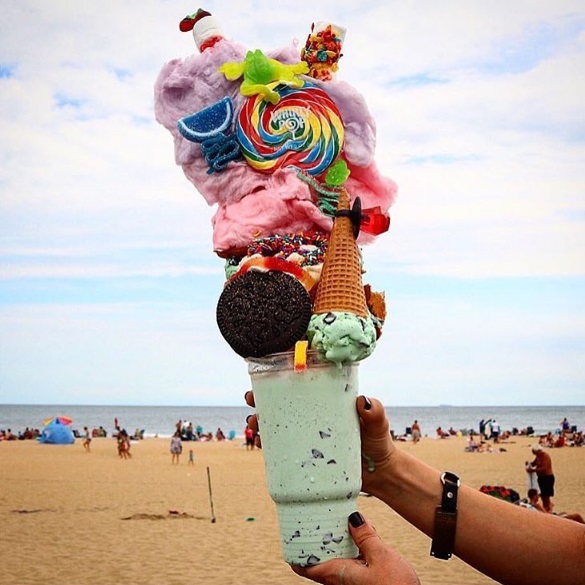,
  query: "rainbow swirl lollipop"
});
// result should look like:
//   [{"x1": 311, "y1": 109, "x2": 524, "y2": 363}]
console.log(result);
[{"x1": 236, "y1": 82, "x2": 344, "y2": 176}]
